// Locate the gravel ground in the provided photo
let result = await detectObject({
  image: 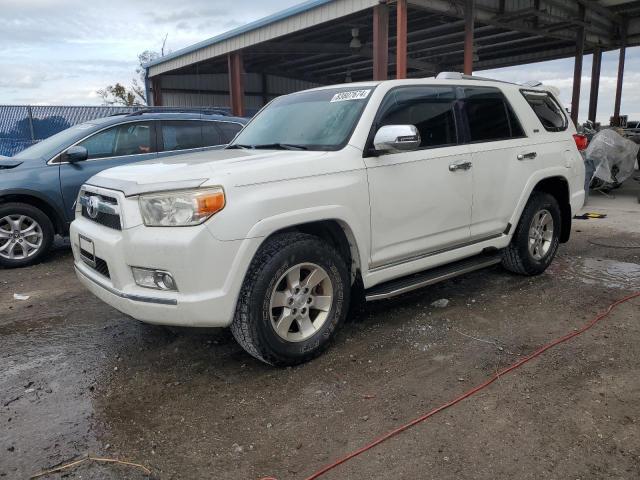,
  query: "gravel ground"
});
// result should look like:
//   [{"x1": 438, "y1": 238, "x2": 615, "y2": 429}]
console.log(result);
[{"x1": 1, "y1": 202, "x2": 639, "y2": 480}]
